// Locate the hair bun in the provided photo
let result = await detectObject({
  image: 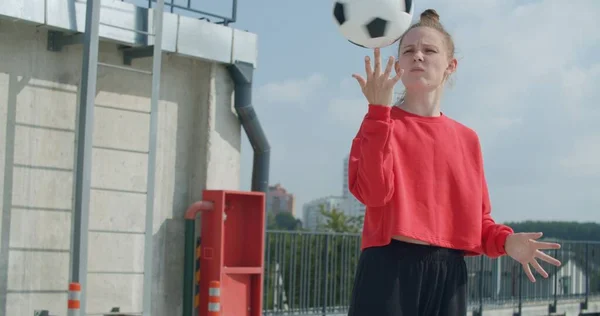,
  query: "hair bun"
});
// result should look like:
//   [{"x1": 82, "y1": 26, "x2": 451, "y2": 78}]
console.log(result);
[{"x1": 420, "y1": 9, "x2": 440, "y2": 23}]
